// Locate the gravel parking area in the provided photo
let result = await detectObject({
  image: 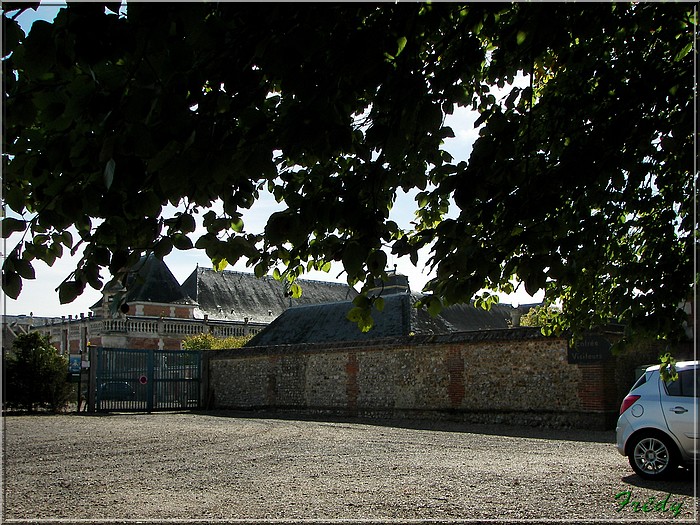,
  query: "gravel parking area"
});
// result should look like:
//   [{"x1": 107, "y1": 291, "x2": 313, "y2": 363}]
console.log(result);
[{"x1": 2, "y1": 411, "x2": 697, "y2": 523}]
